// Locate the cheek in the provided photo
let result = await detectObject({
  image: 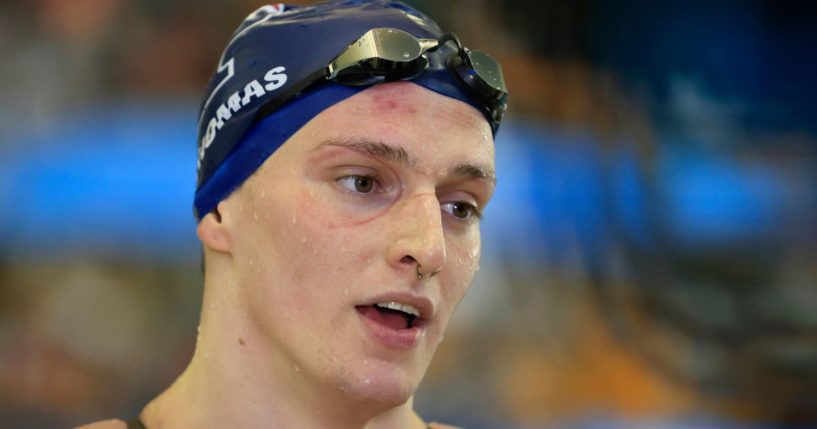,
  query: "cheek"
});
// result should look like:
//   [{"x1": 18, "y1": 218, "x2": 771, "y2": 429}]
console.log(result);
[
  {"x1": 440, "y1": 233, "x2": 482, "y2": 310},
  {"x1": 256, "y1": 185, "x2": 379, "y2": 298},
  {"x1": 233, "y1": 185, "x2": 323, "y2": 303}
]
